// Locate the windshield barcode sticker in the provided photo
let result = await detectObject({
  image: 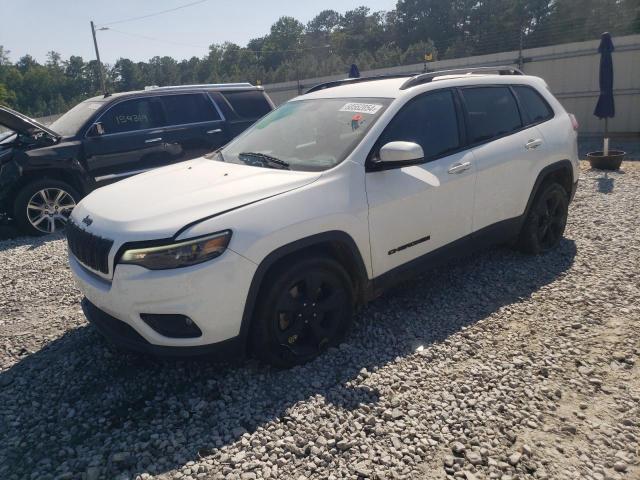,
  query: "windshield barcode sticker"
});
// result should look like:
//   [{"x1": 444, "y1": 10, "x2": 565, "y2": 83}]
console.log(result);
[{"x1": 339, "y1": 103, "x2": 382, "y2": 114}]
